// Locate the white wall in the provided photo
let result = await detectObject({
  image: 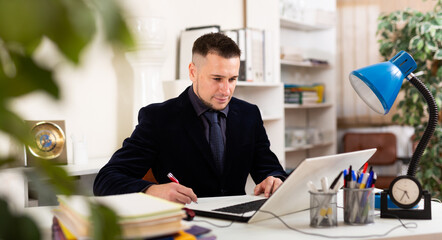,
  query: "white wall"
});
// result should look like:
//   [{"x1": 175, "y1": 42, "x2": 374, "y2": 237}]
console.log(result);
[
  {"x1": 5, "y1": 0, "x2": 247, "y2": 162},
  {"x1": 119, "y1": 0, "x2": 245, "y2": 81}
]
